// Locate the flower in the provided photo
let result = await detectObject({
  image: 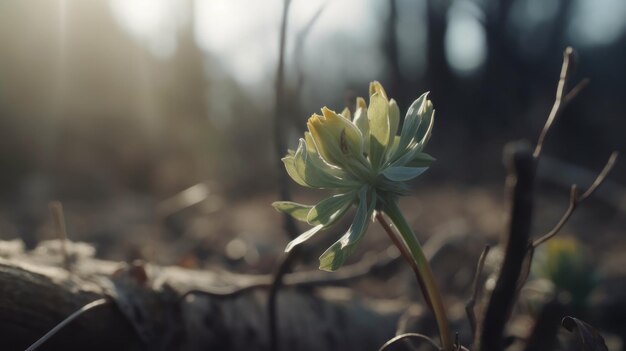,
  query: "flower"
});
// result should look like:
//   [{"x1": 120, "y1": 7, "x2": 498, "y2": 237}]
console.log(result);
[{"x1": 273, "y1": 81, "x2": 435, "y2": 271}]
